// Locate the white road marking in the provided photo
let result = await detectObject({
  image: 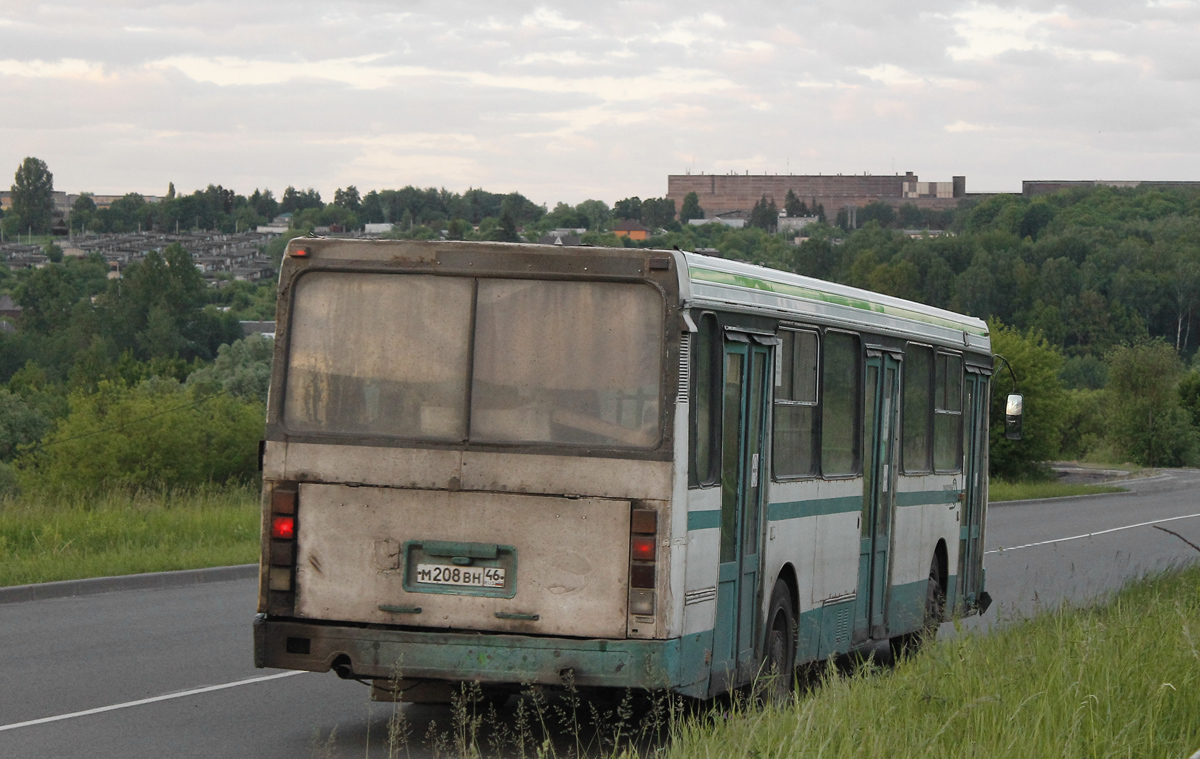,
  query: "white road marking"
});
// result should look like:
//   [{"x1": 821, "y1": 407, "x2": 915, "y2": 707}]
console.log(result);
[
  {"x1": 0, "y1": 670, "x2": 307, "y2": 733},
  {"x1": 987, "y1": 512, "x2": 1200, "y2": 554}
]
